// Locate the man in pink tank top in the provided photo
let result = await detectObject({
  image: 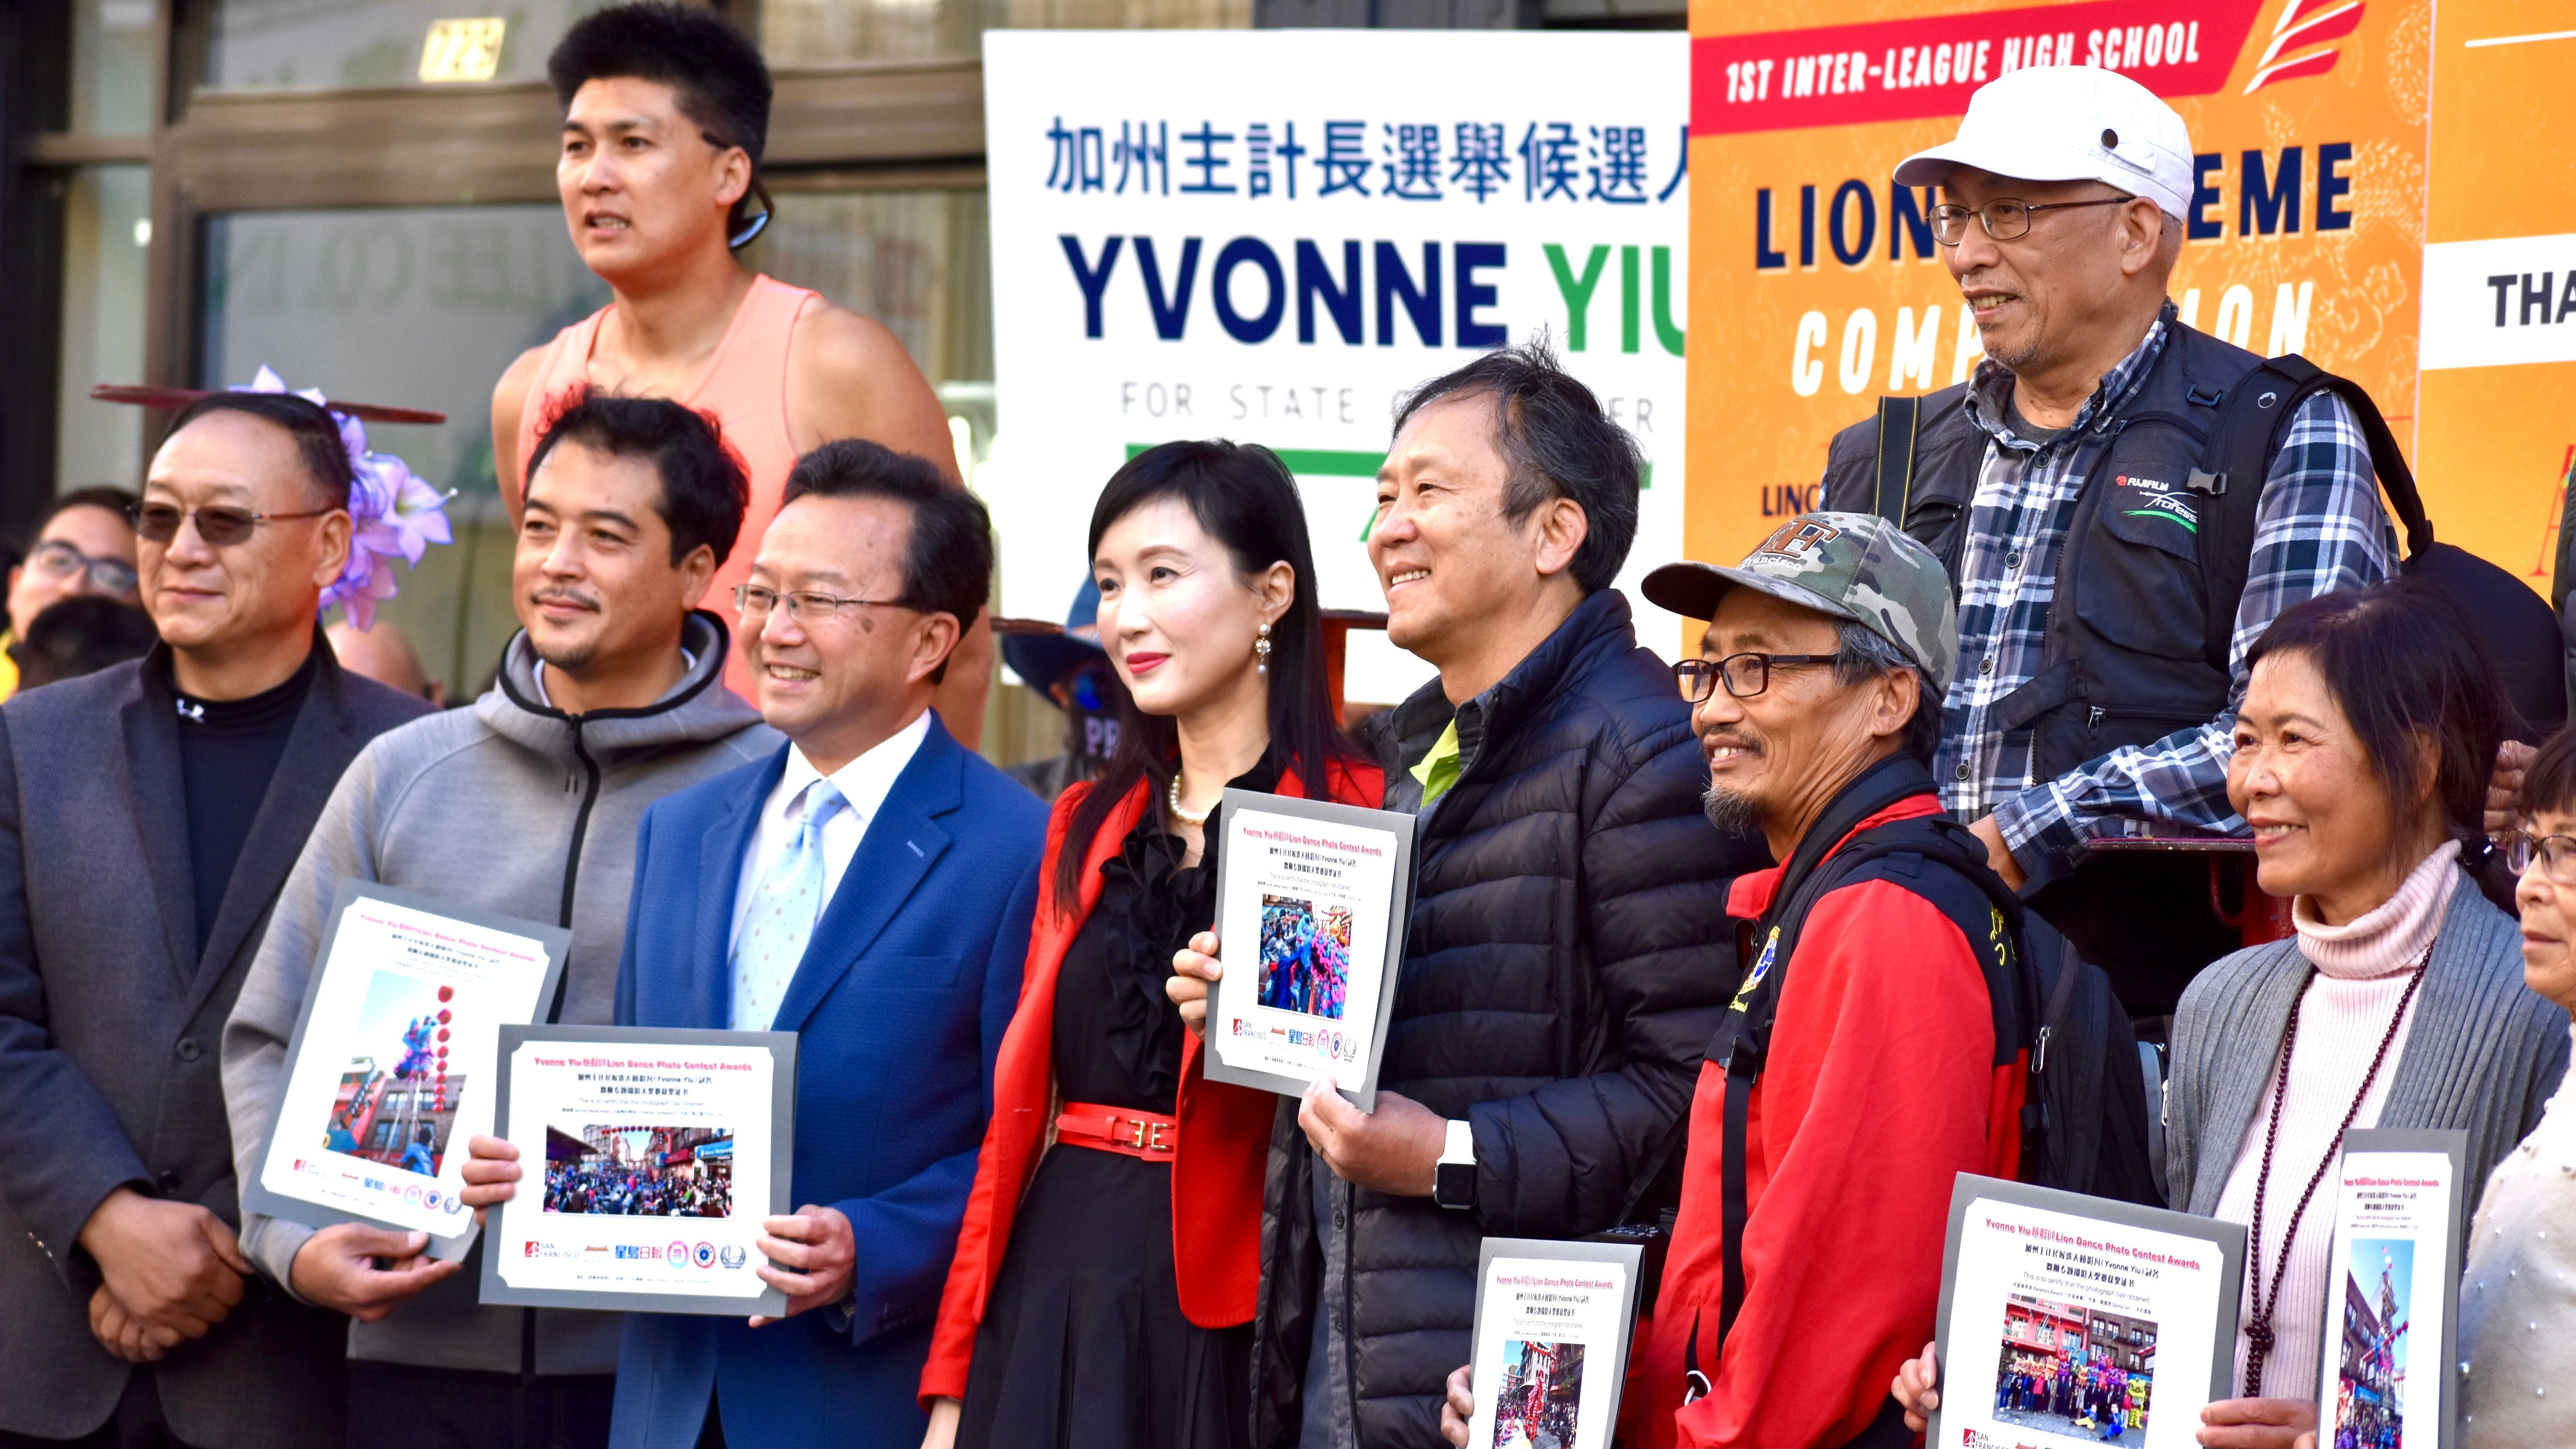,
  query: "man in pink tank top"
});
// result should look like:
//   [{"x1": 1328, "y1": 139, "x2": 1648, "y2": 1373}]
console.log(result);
[{"x1": 492, "y1": 3, "x2": 991, "y2": 743}]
